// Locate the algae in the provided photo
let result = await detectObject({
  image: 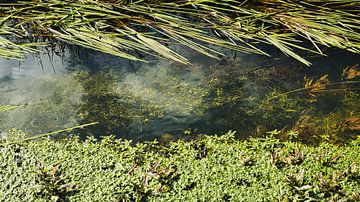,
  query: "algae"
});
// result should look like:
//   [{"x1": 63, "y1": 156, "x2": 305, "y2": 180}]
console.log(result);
[{"x1": 0, "y1": 74, "x2": 84, "y2": 134}]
